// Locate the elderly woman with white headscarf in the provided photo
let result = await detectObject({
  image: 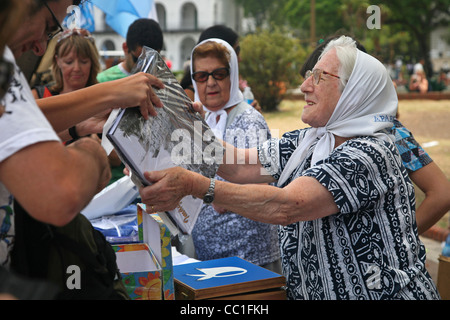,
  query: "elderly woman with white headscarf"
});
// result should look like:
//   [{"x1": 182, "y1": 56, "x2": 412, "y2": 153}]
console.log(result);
[
  {"x1": 139, "y1": 36, "x2": 440, "y2": 300},
  {"x1": 187, "y1": 38, "x2": 281, "y2": 272}
]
